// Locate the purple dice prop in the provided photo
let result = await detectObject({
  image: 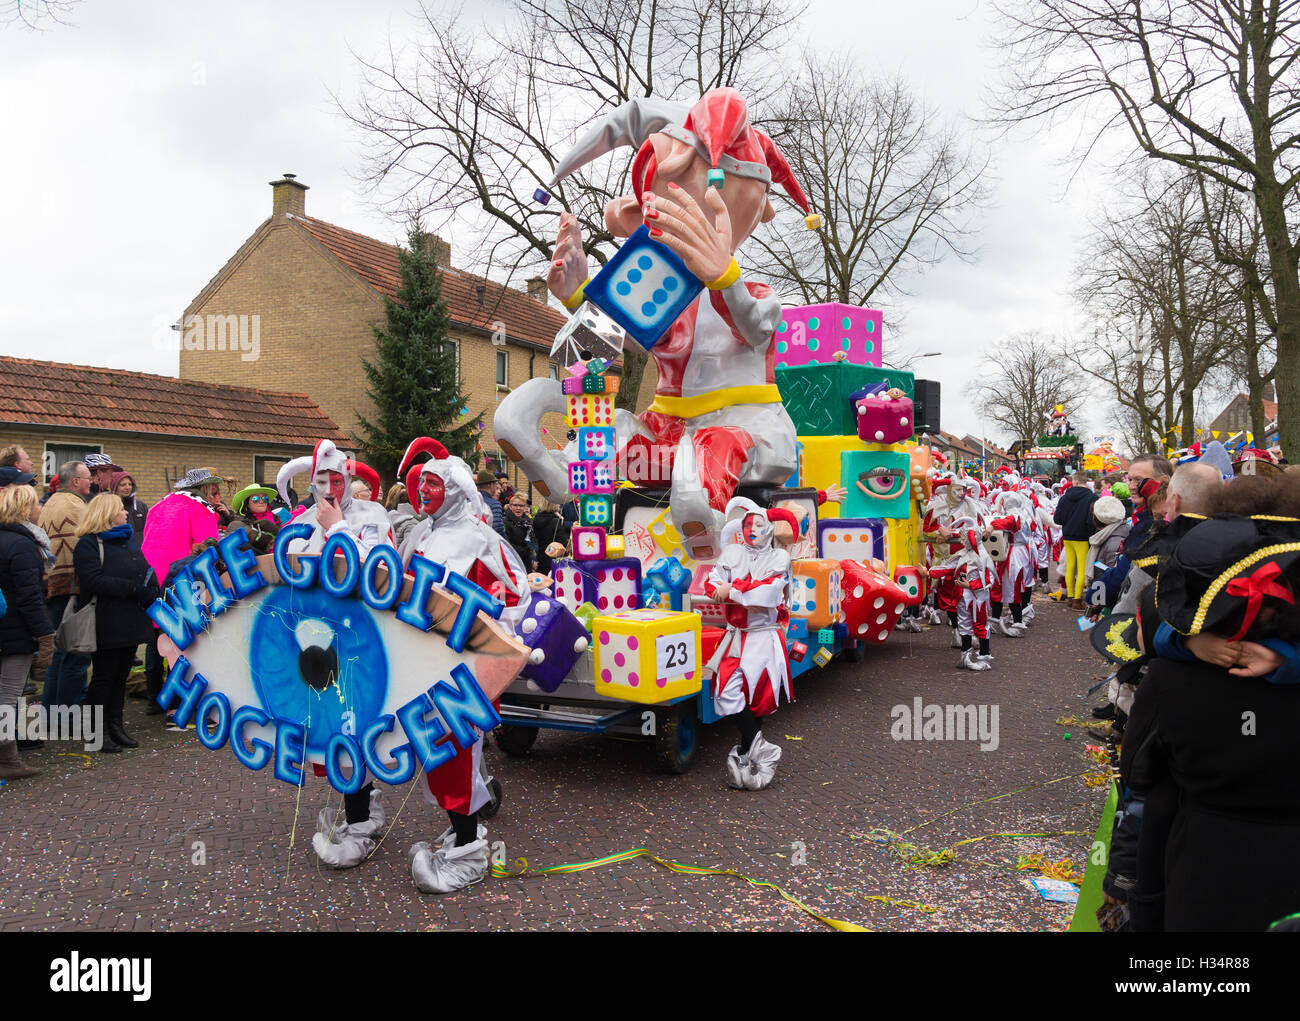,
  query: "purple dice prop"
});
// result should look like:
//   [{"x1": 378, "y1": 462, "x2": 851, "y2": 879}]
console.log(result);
[
  {"x1": 816, "y1": 518, "x2": 887, "y2": 563},
  {"x1": 775, "y1": 302, "x2": 883, "y2": 368},
  {"x1": 518, "y1": 596, "x2": 590, "y2": 692}
]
